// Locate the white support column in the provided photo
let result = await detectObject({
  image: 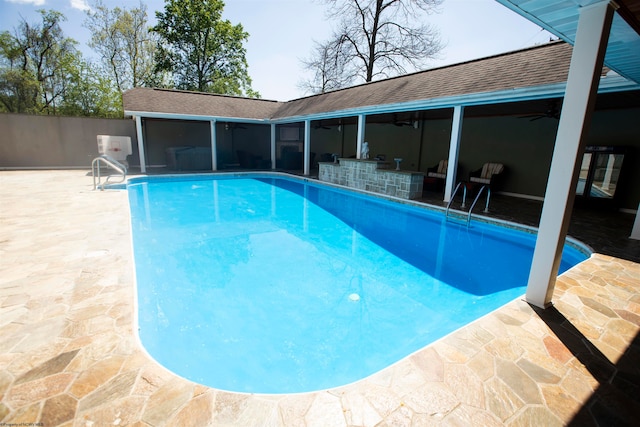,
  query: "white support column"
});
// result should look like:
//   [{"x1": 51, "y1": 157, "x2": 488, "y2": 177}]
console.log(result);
[
  {"x1": 210, "y1": 119, "x2": 217, "y2": 171},
  {"x1": 444, "y1": 105, "x2": 464, "y2": 203},
  {"x1": 303, "y1": 120, "x2": 311, "y2": 175},
  {"x1": 134, "y1": 115, "x2": 146, "y2": 173},
  {"x1": 631, "y1": 204, "x2": 640, "y2": 240},
  {"x1": 601, "y1": 154, "x2": 615, "y2": 190},
  {"x1": 526, "y1": 1, "x2": 614, "y2": 309},
  {"x1": 270, "y1": 123, "x2": 277, "y2": 170},
  {"x1": 356, "y1": 114, "x2": 365, "y2": 159}
]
